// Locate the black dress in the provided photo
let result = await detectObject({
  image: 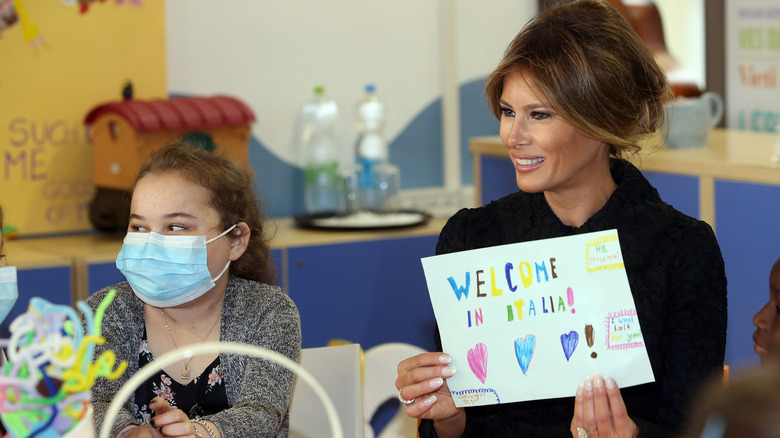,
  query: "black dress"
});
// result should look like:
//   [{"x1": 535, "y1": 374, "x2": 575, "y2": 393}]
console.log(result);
[
  {"x1": 132, "y1": 329, "x2": 228, "y2": 425},
  {"x1": 420, "y1": 159, "x2": 727, "y2": 438}
]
